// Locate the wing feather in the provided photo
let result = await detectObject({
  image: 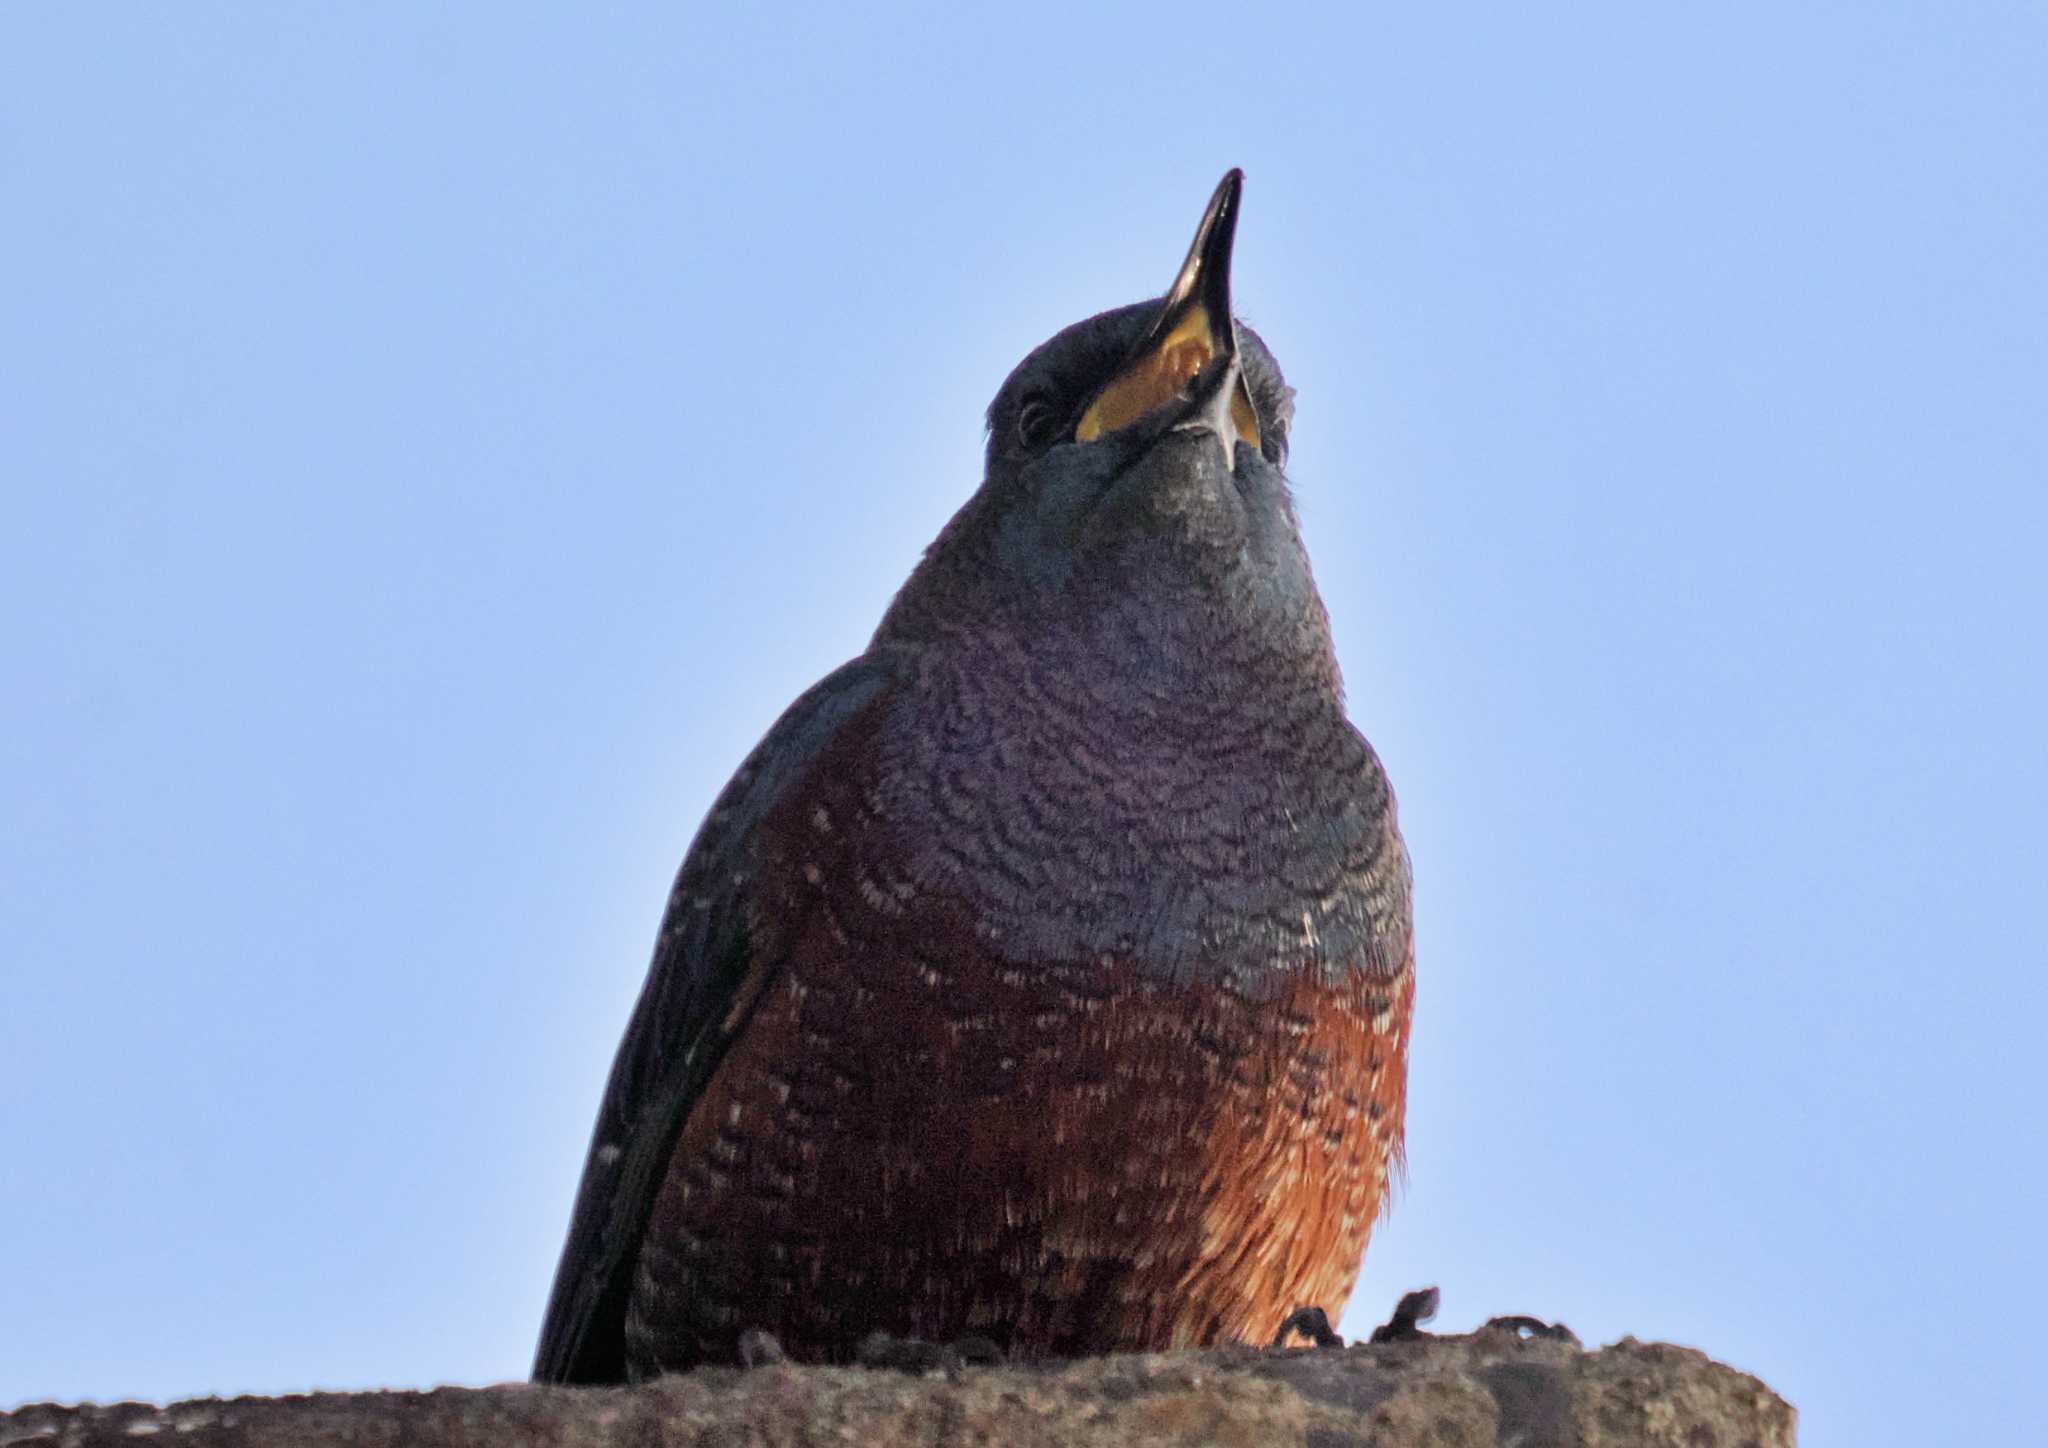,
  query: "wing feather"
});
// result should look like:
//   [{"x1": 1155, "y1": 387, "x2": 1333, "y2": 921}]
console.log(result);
[{"x1": 531, "y1": 656, "x2": 896, "y2": 1383}]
